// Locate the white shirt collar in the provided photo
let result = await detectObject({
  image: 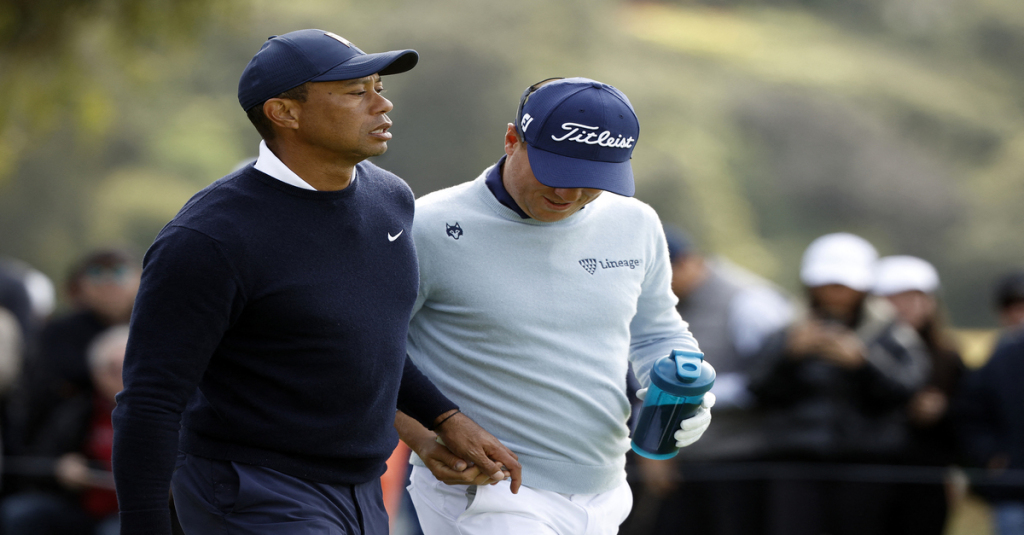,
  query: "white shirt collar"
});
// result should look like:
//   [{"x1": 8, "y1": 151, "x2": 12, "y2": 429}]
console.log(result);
[{"x1": 253, "y1": 140, "x2": 316, "y2": 191}]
